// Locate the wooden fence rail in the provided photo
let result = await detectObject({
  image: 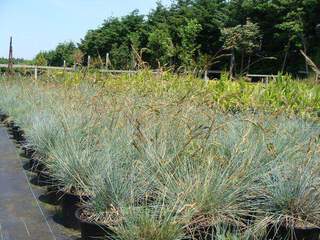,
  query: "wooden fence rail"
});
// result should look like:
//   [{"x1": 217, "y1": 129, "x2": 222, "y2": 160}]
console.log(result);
[
  {"x1": 246, "y1": 74, "x2": 276, "y2": 83},
  {"x1": 0, "y1": 64, "x2": 73, "y2": 71},
  {"x1": 0, "y1": 64, "x2": 219, "y2": 80},
  {"x1": 0, "y1": 64, "x2": 276, "y2": 82}
]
